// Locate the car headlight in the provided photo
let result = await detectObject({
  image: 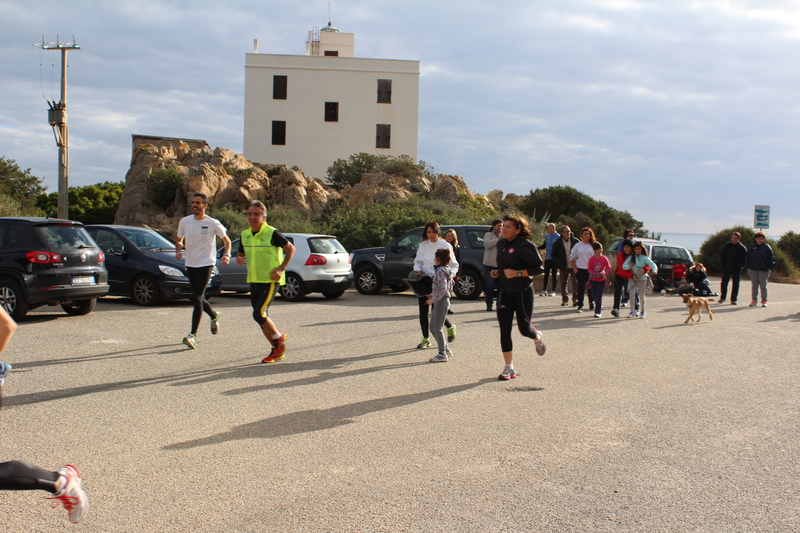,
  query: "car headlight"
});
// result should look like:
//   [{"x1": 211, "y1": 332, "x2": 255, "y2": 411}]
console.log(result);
[{"x1": 159, "y1": 265, "x2": 187, "y2": 279}]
